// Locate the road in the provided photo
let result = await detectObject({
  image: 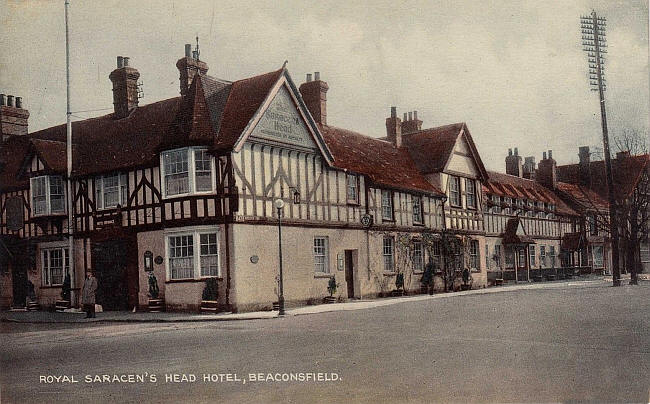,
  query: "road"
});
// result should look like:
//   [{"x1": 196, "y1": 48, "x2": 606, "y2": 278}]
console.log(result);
[{"x1": 2, "y1": 283, "x2": 649, "y2": 403}]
